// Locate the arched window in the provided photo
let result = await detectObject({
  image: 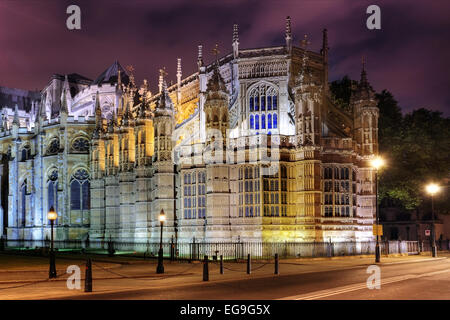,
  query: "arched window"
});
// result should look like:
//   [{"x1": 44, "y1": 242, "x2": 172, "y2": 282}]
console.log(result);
[
  {"x1": 71, "y1": 137, "x2": 90, "y2": 153},
  {"x1": 70, "y1": 169, "x2": 90, "y2": 211},
  {"x1": 248, "y1": 83, "x2": 278, "y2": 132},
  {"x1": 21, "y1": 145, "x2": 31, "y2": 162},
  {"x1": 268, "y1": 114, "x2": 272, "y2": 129},
  {"x1": 273, "y1": 113, "x2": 278, "y2": 129},
  {"x1": 255, "y1": 115, "x2": 259, "y2": 130},
  {"x1": 47, "y1": 138, "x2": 60, "y2": 155}
]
